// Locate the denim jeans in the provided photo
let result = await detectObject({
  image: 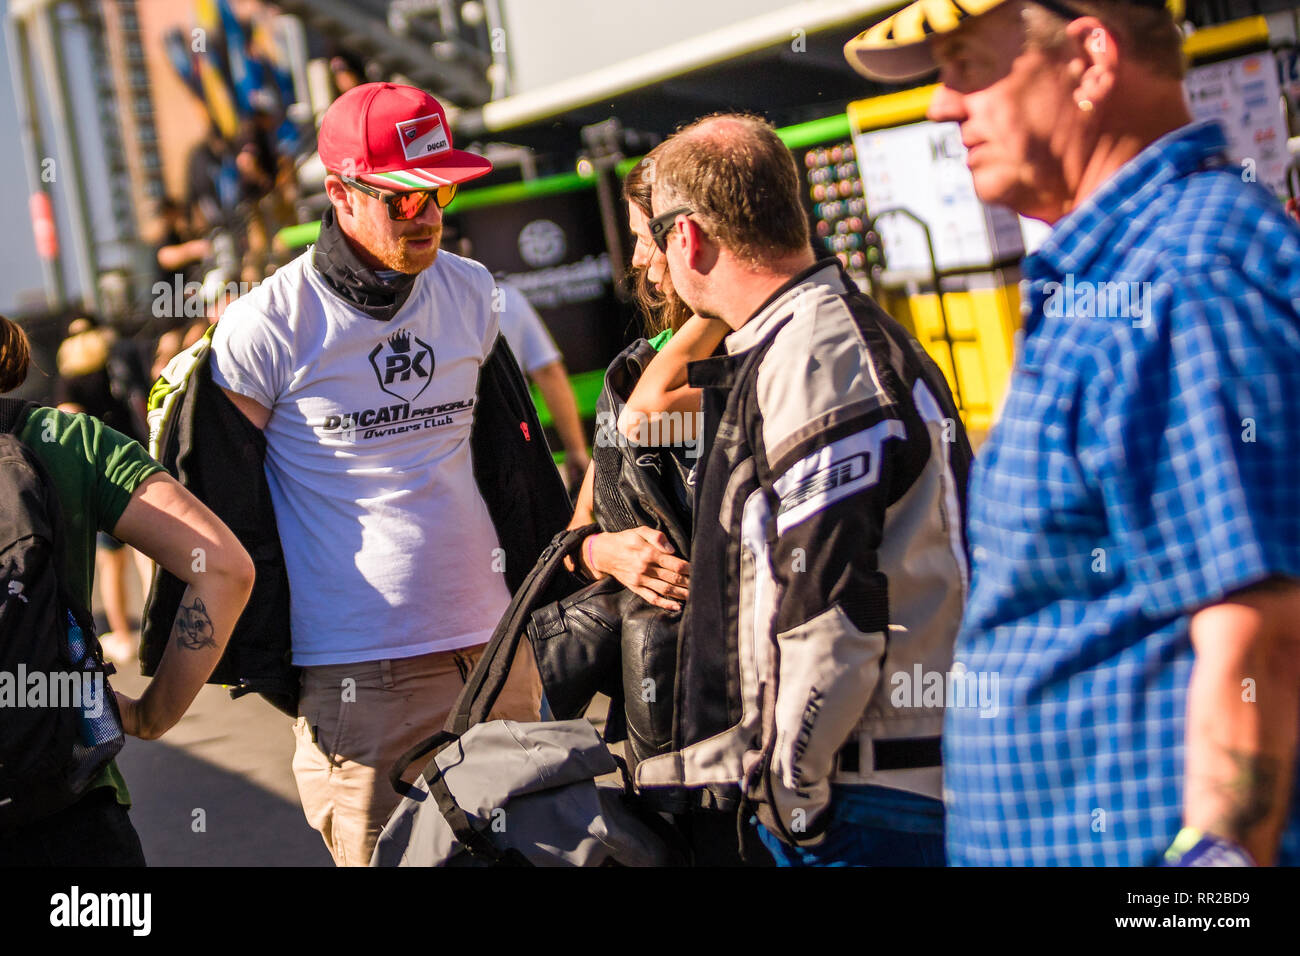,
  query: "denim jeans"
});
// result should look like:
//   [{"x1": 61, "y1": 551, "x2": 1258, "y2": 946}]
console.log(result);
[{"x1": 756, "y1": 783, "x2": 945, "y2": 867}]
